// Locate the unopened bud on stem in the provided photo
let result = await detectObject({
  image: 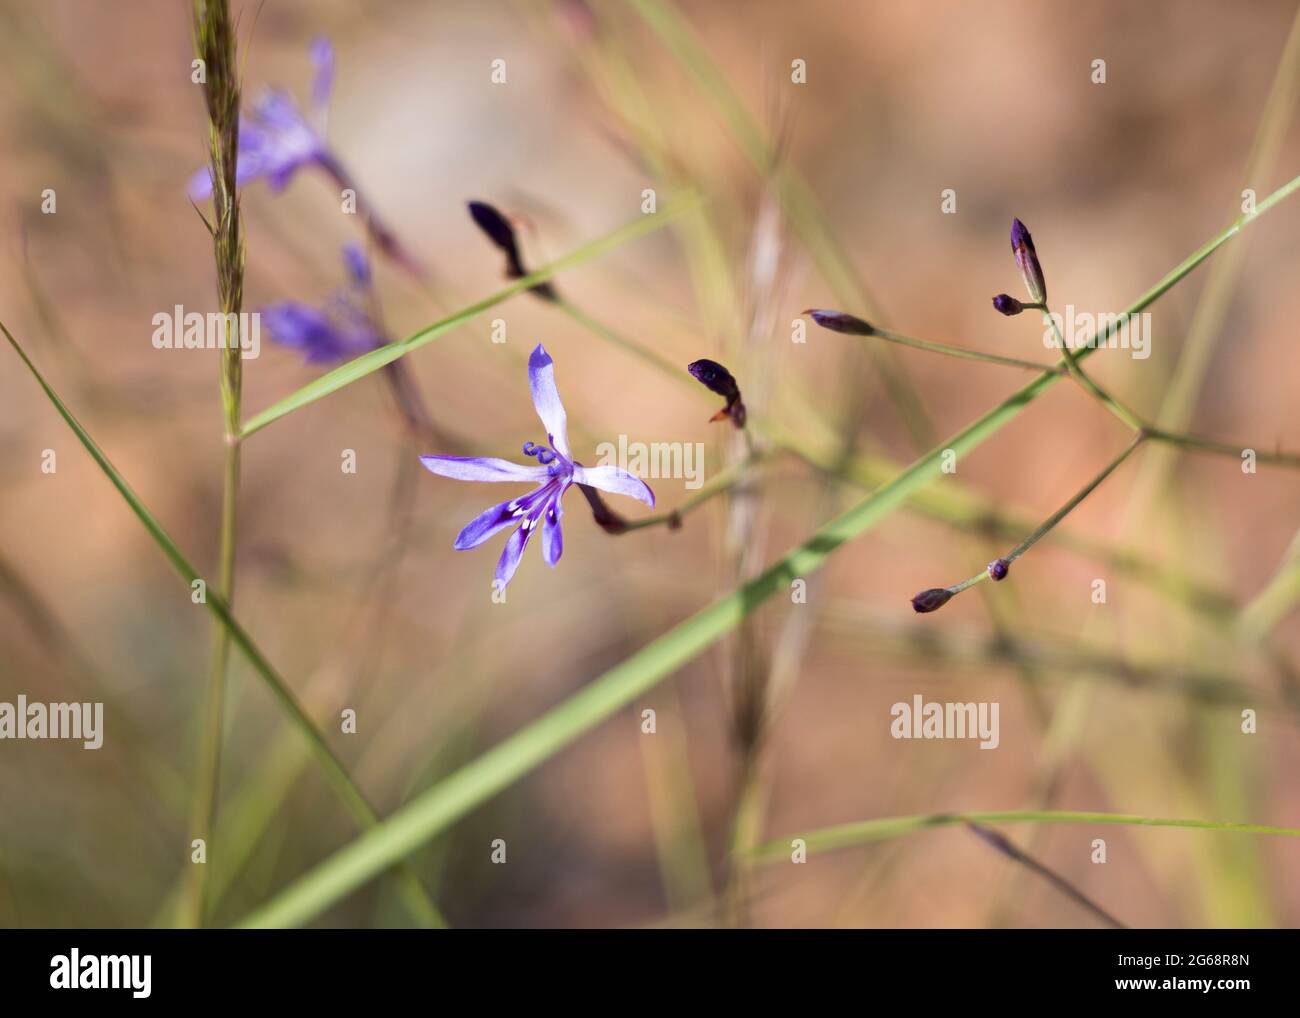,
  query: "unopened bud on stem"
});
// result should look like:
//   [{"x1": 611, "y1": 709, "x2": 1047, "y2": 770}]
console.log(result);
[{"x1": 1010, "y1": 218, "x2": 1047, "y2": 305}]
